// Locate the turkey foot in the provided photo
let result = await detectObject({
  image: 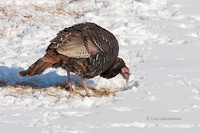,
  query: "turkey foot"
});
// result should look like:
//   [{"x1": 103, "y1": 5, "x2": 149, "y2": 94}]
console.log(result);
[
  {"x1": 65, "y1": 84, "x2": 73, "y2": 91},
  {"x1": 81, "y1": 77, "x2": 91, "y2": 97}
]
